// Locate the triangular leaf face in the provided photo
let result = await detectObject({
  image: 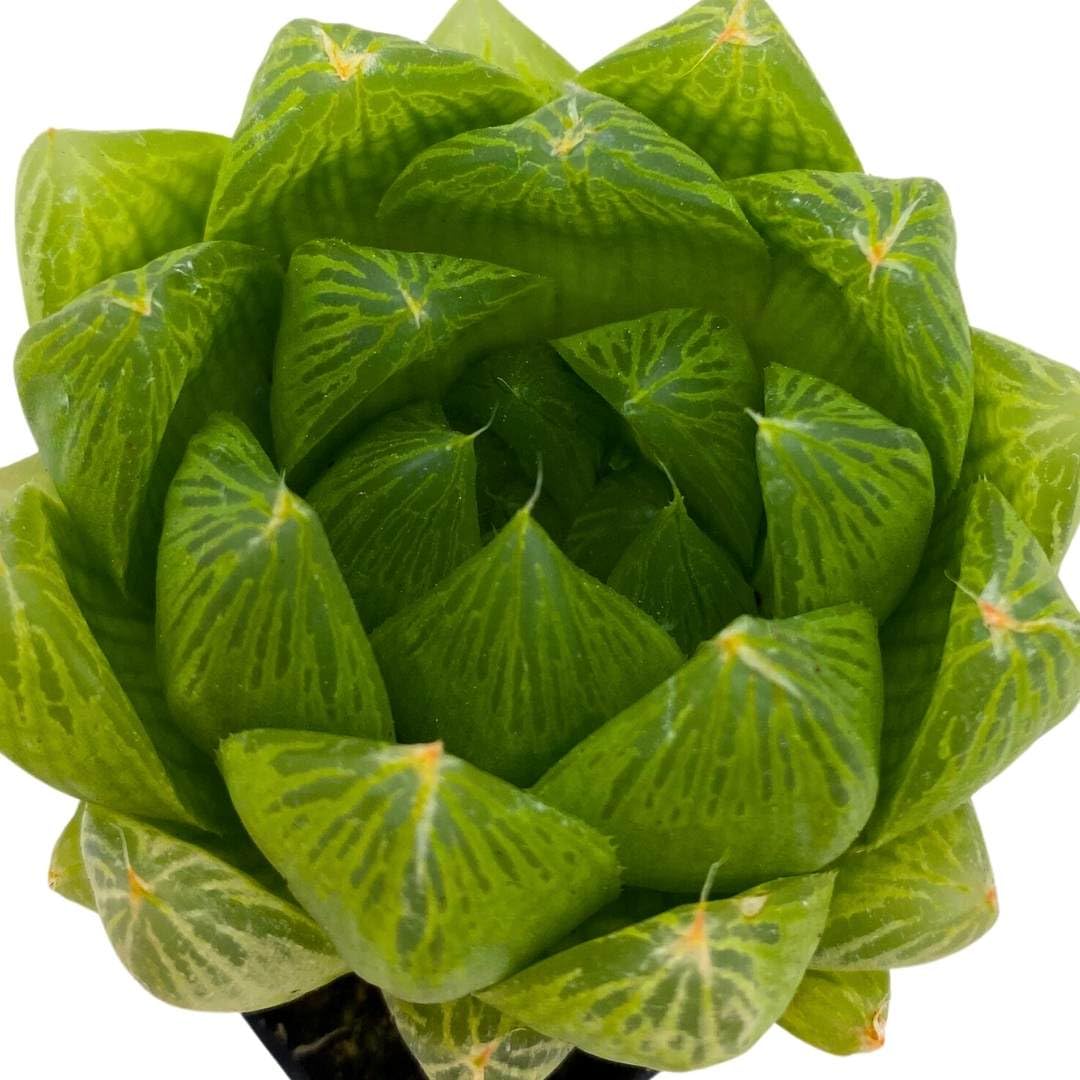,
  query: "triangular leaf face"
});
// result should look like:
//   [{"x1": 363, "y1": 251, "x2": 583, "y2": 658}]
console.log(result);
[
  {"x1": 554, "y1": 309, "x2": 762, "y2": 569},
  {"x1": 15, "y1": 241, "x2": 281, "y2": 599},
  {"x1": 961, "y1": 329, "x2": 1080, "y2": 567},
  {"x1": 49, "y1": 805, "x2": 95, "y2": 912},
  {"x1": 814, "y1": 803, "x2": 998, "y2": 970},
  {"x1": 16, "y1": 129, "x2": 227, "y2": 322},
  {"x1": 205, "y1": 21, "x2": 542, "y2": 258},
  {"x1": 372, "y1": 508, "x2": 683, "y2": 786},
  {"x1": 157, "y1": 416, "x2": 393, "y2": 753},
  {"x1": 306, "y1": 403, "x2": 482, "y2": 629},
  {"x1": 271, "y1": 240, "x2": 554, "y2": 483},
  {"x1": 217, "y1": 731, "x2": 622, "y2": 1003},
  {"x1": 534, "y1": 605, "x2": 881, "y2": 893},
  {"x1": 608, "y1": 490, "x2": 754, "y2": 652},
  {"x1": 429, "y1": 0, "x2": 577, "y2": 99},
  {"x1": 755, "y1": 364, "x2": 935, "y2": 621},
  {"x1": 869, "y1": 481, "x2": 1080, "y2": 845},
  {"x1": 386, "y1": 994, "x2": 572, "y2": 1080},
  {"x1": 731, "y1": 172, "x2": 973, "y2": 498},
  {"x1": 80, "y1": 804, "x2": 346, "y2": 1012},
  {"x1": 478, "y1": 874, "x2": 835, "y2": 1072},
  {"x1": 779, "y1": 970, "x2": 890, "y2": 1056},
  {"x1": 580, "y1": 0, "x2": 860, "y2": 179},
  {"x1": 379, "y1": 92, "x2": 769, "y2": 334}
]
